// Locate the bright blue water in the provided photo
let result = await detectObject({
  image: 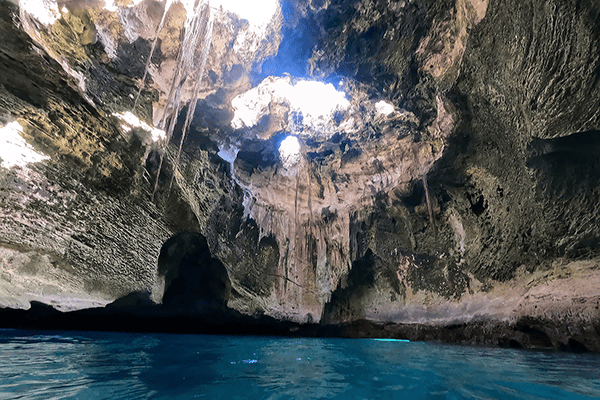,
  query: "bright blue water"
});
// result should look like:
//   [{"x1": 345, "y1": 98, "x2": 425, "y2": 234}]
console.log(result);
[{"x1": 0, "y1": 330, "x2": 599, "y2": 399}]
